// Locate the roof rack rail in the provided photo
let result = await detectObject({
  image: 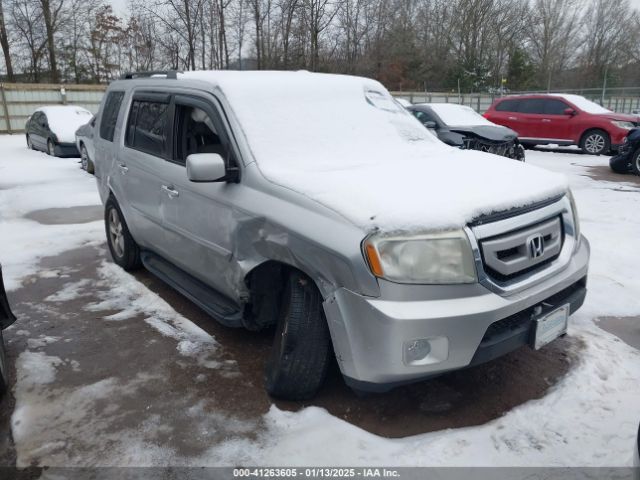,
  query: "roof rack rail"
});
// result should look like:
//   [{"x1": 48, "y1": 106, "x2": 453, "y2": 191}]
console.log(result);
[{"x1": 120, "y1": 71, "x2": 182, "y2": 80}]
